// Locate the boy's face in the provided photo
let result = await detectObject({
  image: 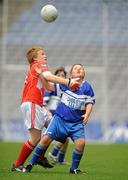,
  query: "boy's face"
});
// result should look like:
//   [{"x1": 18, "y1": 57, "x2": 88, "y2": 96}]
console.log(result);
[
  {"x1": 56, "y1": 71, "x2": 66, "y2": 78},
  {"x1": 71, "y1": 64, "x2": 85, "y2": 79},
  {"x1": 35, "y1": 50, "x2": 47, "y2": 64}
]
